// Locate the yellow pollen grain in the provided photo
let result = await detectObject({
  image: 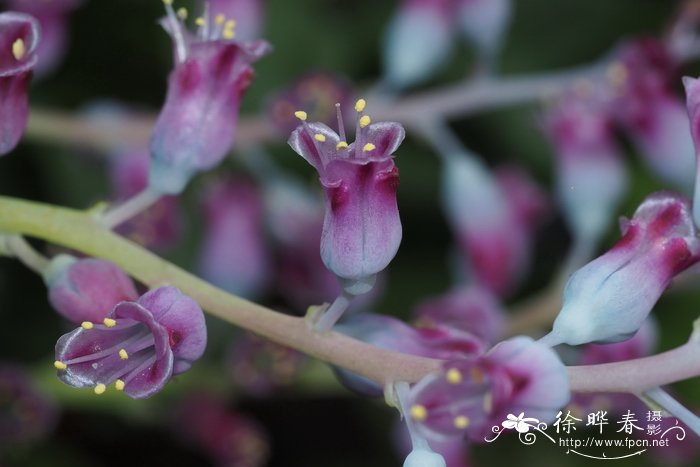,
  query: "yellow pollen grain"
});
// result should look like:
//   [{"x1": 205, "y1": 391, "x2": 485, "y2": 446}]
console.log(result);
[
  {"x1": 354, "y1": 99, "x2": 366, "y2": 112},
  {"x1": 336, "y1": 141, "x2": 348, "y2": 149},
  {"x1": 94, "y1": 383, "x2": 106, "y2": 395},
  {"x1": 115, "y1": 379, "x2": 125, "y2": 391},
  {"x1": 223, "y1": 28, "x2": 236, "y2": 40},
  {"x1": 294, "y1": 110, "x2": 308, "y2": 121},
  {"x1": 12, "y1": 38, "x2": 25, "y2": 60},
  {"x1": 195, "y1": 17, "x2": 206, "y2": 27},
  {"x1": 454, "y1": 415, "x2": 470, "y2": 429},
  {"x1": 410, "y1": 404, "x2": 428, "y2": 422},
  {"x1": 362, "y1": 143, "x2": 376, "y2": 152},
  {"x1": 103, "y1": 318, "x2": 117, "y2": 328},
  {"x1": 446, "y1": 368, "x2": 462, "y2": 384},
  {"x1": 215, "y1": 14, "x2": 226, "y2": 25},
  {"x1": 314, "y1": 133, "x2": 326, "y2": 142},
  {"x1": 483, "y1": 392, "x2": 493, "y2": 413},
  {"x1": 176, "y1": 7, "x2": 188, "y2": 20},
  {"x1": 119, "y1": 349, "x2": 129, "y2": 360},
  {"x1": 54, "y1": 361, "x2": 67, "y2": 370},
  {"x1": 470, "y1": 367, "x2": 484, "y2": 383},
  {"x1": 81, "y1": 321, "x2": 94, "y2": 330},
  {"x1": 359, "y1": 115, "x2": 371, "y2": 128}
]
